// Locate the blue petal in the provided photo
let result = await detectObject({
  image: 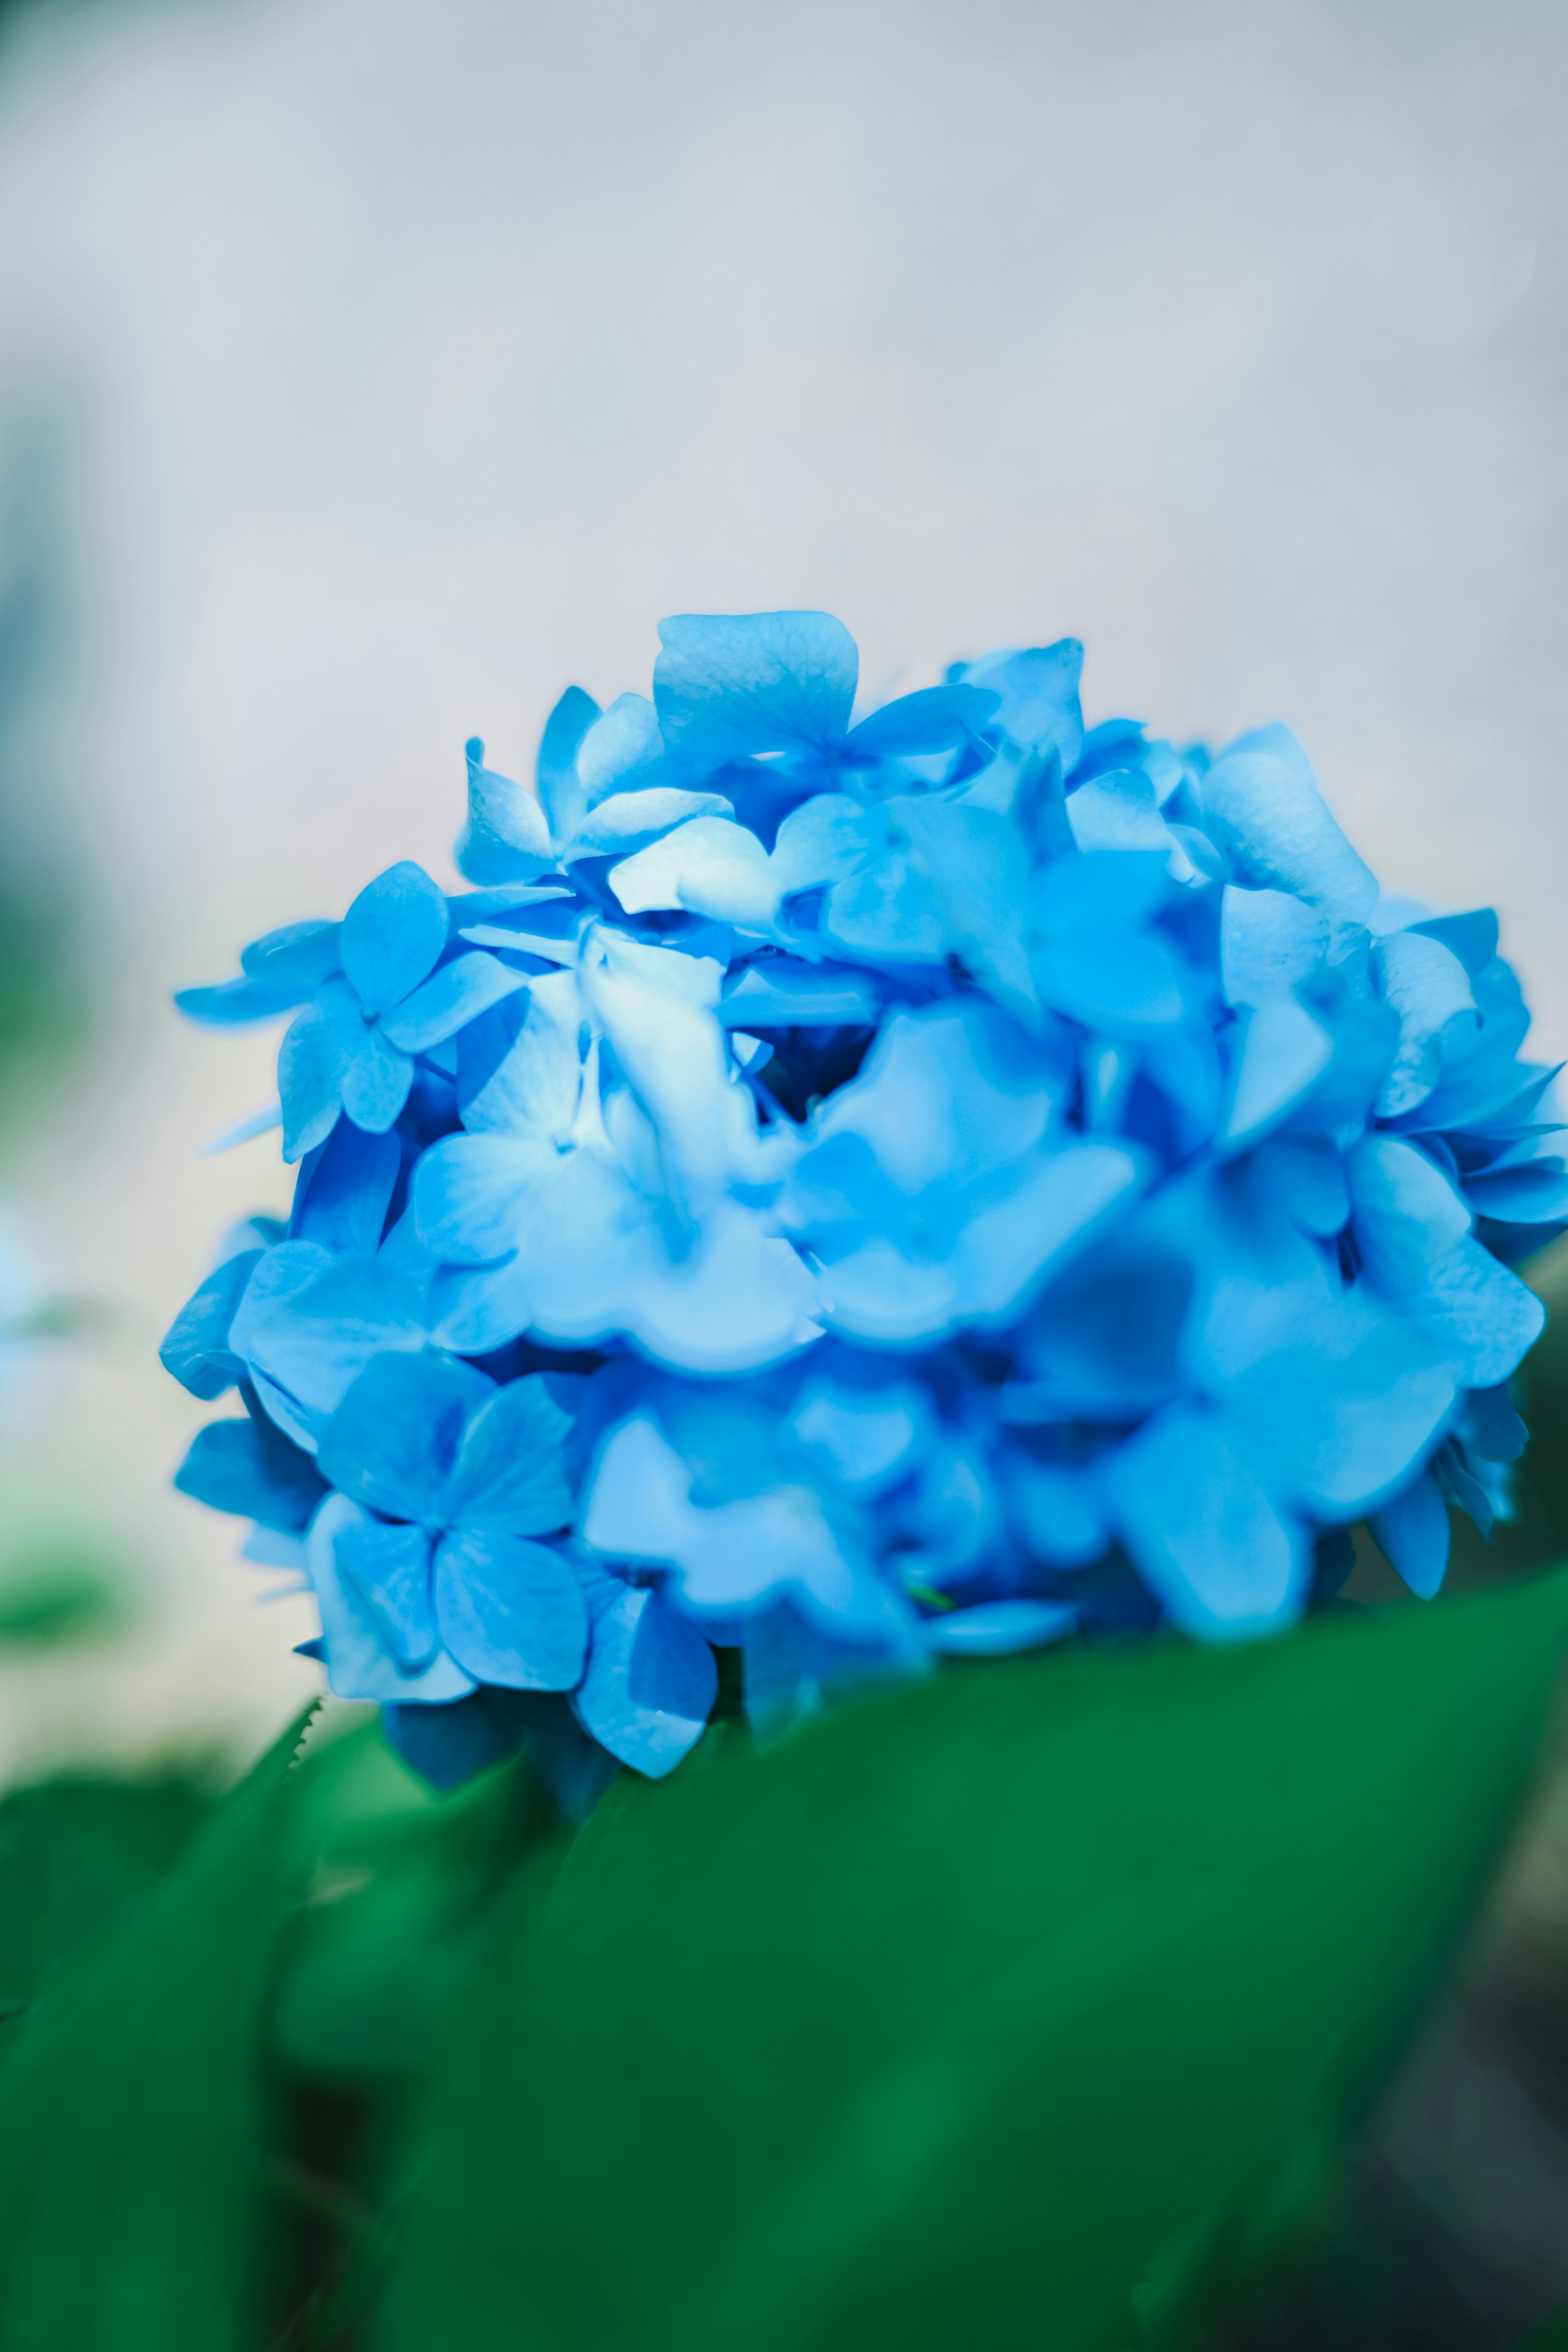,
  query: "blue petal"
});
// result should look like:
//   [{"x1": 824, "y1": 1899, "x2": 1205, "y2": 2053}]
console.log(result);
[
  {"x1": 452, "y1": 882, "x2": 577, "y2": 918},
  {"x1": 1015, "y1": 1240, "x2": 1191, "y2": 1420},
  {"x1": 1374, "y1": 929, "x2": 1479, "y2": 1117},
  {"x1": 1008, "y1": 748, "x2": 1076, "y2": 859},
  {"x1": 786, "y1": 1367, "x2": 931, "y2": 1496},
  {"x1": 719, "y1": 958, "x2": 879, "y2": 1027},
  {"x1": 920, "y1": 1598, "x2": 1077, "y2": 1655},
  {"x1": 956, "y1": 640, "x2": 1084, "y2": 768},
  {"x1": 457, "y1": 897, "x2": 588, "y2": 967},
  {"x1": 306, "y1": 1494, "x2": 473, "y2": 1702},
  {"x1": 800, "y1": 1241, "x2": 955, "y2": 1348},
  {"x1": 335, "y1": 1515, "x2": 440, "y2": 1669},
  {"x1": 1029, "y1": 848, "x2": 1170, "y2": 938},
  {"x1": 822, "y1": 799, "x2": 1036, "y2": 1023},
  {"x1": 241, "y1": 918, "x2": 344, "y2": 990},
  {"x1": 948, "y1": 1142, "x2": 1146, "y2": 1327},
  {"x1": 575, "y1": 693, "x2": 668, "y2": 805},
  {"x1": 1107, "y1": 1404, "x2": 1308, "y2": 1637},
  {"x1": 1347, "y1": 1134, "x2": 1472, "y2": 1292},
  {"x1": 767, "y1": 793, "x2": 872, "y2": 894},
  {"x1": 582, "y1": 1412, "x2": 889, "y2": 1632},
  {"x1": 413, "y1": 1131, "x2": 558, "y2": 1264},
  {"x1": 387, "y1": 1688, "x2": 617, "y2": 1807},
  {"x1": 1140, "y1": 1027, "x2": 1223, "y2": 1138},
  {"x1": 229, "y1": 1236, "x2": 333, "y2": 1341},
  {"x1": 895, "y1": 1435, "x2": 1000, "y2": 1584},
  {"x1": 236, "y1": 1251, "x2": 434, "y2": 1447},
  {"x1": 593, "y1": 929, "x2": 728, "y2": 1009},
  {"x1": 1462, "y1": 1383, "x2": 1528, "y2": 1464},
  {"x1": 1199, "y1": 731, "x2": 1377, "y2": 923},
  {"x1": 572, "y1": 1575, "x2": 717, "y2": 1776},
  {"x1": 457, "y1": 739, "x2": 558, "y2": 884},
  {"x1": 1004, "y1": 1457, "x2": 1109, "y2": 1568},
  {"x1": 512, "y1": 1159, "x2": 821, "y2": 1375},
  {"x1": 808, "y1": 1141, "x2": 1144, "y2": 1348},
  {"x1": 668, "y1": 796, "x2": 870, "y2": 931},
  {"x1": 456, "y1": 969, "x2": 583, "y2": 1138},
  {"x1": 1413, "y1": 1238, "x2": 1545, "y2": 1389},
  {"x1": 318, "y1": 1351, "x2": 497, "y2": 1523},
  {"x1": 589, "y1": 967, "x2": 776, "y2": 1203},
  {"x1": 381, "y1": 951, "x2": 527, "y2": 1053},
  {"x1": 201, "y1": 1102, "x2": 283, "y2": 1155},
  {"x1": 1219, "y1": 886, "x2": 1330, "y2": 1007},
  {"x1": 841, "y1": 684, "x2": 998, "y2": 760},
  {"x1": 1408, "y1": 908, "x2": 1498, "y2": 976},
  {"x1": 339, "y1": 1025, "x2": 414, "y2": 1135},
  {"x1": 1435, "y1": 1434, "x2": 1499, "y2": 1534},
  {"x1": 381, "y1": 1689, "x2": 528, "y2": 1791},
  {"x1": 804, "y1": 998, "x2": 1068, "y2": 1196},
  {"x1": 341, "y1": 862, "x2": 450, "y2": 1014},
  {"x1": 174, "y1": 1405, "x2": 327, "y2": 1532},
  {"x1": 1074, "y1": 715, "x2": 1148, "y2": 777},
  {"x1": 610, "y1": 817, "x2": 769, "y2": 918},
  {"x1": 445, "y1": 1372, "x2": 579, "y2": 1533},
  {"x1": 1065, "y1": 769, "x2": 1172, "y2": 855},
  {"x1": 1370, "y1": 1468, "x2": 1449, "y2": 1600},
  {"x1": 1463, "y1": 1160, "x2": 1568, "y2": 1223},
  {"x1": 434, "y1": 1528, "x2": 588, "y2": 1689},
  {"x1": 1213, "y1": 1280, "x2": 1458, "y2": 1520},
  {"x1": 278, "y1": 981, "x2": 364, "y2": 1162},
  {"x1": 654, "y1": 610, "x2": 858, "y2": 768},
  {"x1": 535, "y1": 684, "x2": 600, "y2": 845},
  {"x1": 160, "y1": 1248, "x2": 262, "y2": 1398},
  {"x1": 289, "y1": 1120, "x2": 402, "y2": 1255},
  {"x1": 1032, "y1": 931, "x2": 1186, "y2": 1034},
  {"x1": 416, "y1": 1252, "x2": 537, "y2": 1359},
  {"x1": 1249, "y1": 1137, "x2": 1348, "y2": 1238},
  {"x1": 176, "y1": 976, "x2": 312, "y2": 1025},
  {"x1": 569, "y1": 787, "x2": 736, "y2": 860},
  {"x1": 1218, "y1": 998, "x2": 1334, "y2": 1152},
  {"x1": 173, "y1": 921, "x2": 345, "y2": 1027}
]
